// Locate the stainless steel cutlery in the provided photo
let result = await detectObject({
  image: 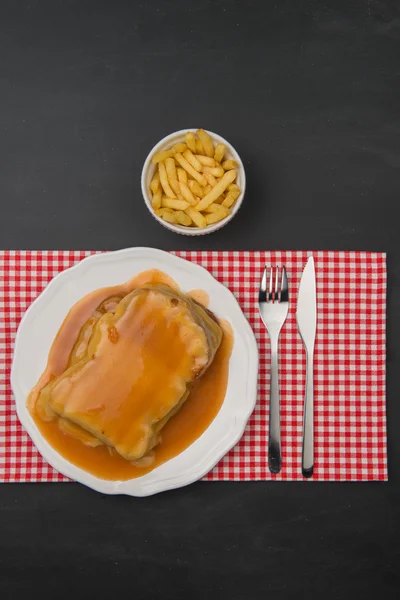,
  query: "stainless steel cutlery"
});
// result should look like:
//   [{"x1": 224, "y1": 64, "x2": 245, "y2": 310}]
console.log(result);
[
  {"x1": 296, "y1": 256, "x2": 317, "y2": 477},
  {"x1": 259, "y1": 257, "x2": 317, "y2": 476},
  {"x1": 258, "y1": 266, "x2": 289, "y2": 474}
]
